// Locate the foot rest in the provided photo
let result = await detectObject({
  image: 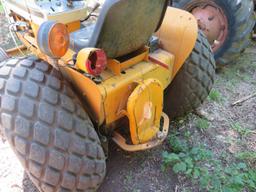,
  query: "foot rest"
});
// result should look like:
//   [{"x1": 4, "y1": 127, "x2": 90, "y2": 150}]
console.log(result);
[{"x1": 112, "y1": 113, "x2": 169, "y2": 152}]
